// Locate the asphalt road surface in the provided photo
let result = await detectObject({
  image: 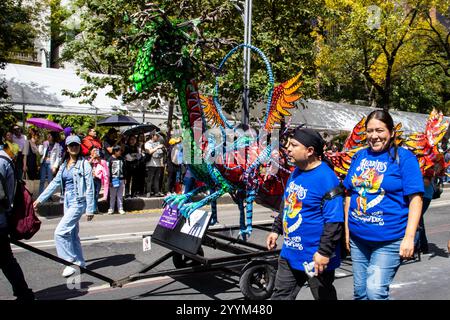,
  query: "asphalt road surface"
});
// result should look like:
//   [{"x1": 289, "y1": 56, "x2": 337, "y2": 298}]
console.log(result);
[{"x1": 1, "y1": 191, "x2": 450, "y2": 300}]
